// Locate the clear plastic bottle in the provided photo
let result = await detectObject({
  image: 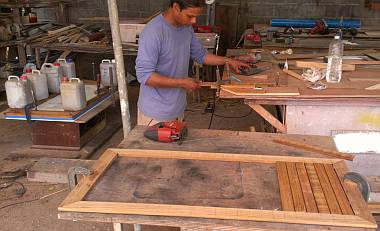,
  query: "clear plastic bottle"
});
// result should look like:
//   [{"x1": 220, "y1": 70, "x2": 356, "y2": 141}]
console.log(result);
[{"x1": 326, "y1": 35, "x2": 344, "y2": 83}]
